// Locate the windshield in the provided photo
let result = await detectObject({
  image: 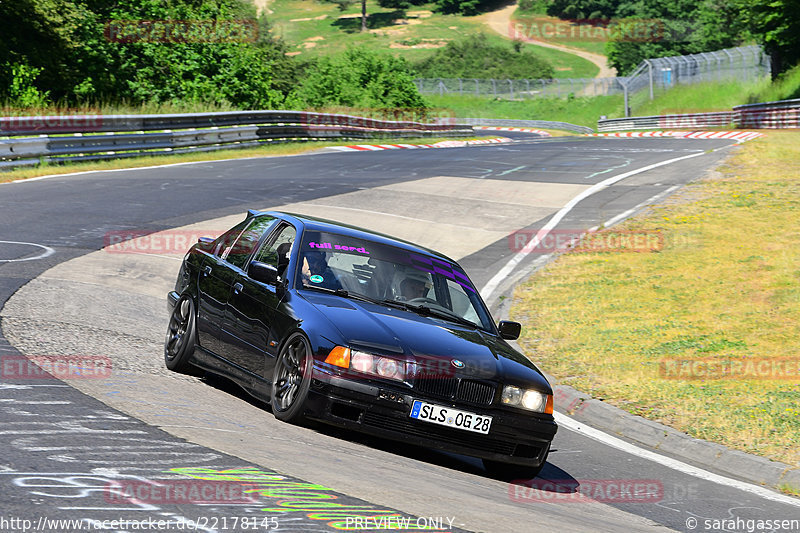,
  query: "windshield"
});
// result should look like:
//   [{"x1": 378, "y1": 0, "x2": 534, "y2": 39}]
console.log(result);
[{"x1": 296, "y1": 230, "x2": 495, "y2": 332}]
